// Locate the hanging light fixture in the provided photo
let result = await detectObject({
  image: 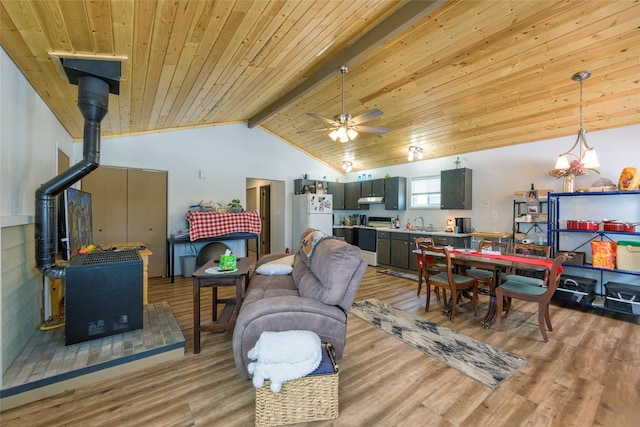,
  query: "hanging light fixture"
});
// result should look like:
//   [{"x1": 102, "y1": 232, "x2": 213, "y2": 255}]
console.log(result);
[
  {"x1": 554, "y1": 71, "x2": 599, "y2": 170},
  {"x1": 408, "y1": 146, "x2": 423, "y2": 161},
  {"x1": 342, "y1": 161, "x2": 353, "y2": 172}
]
